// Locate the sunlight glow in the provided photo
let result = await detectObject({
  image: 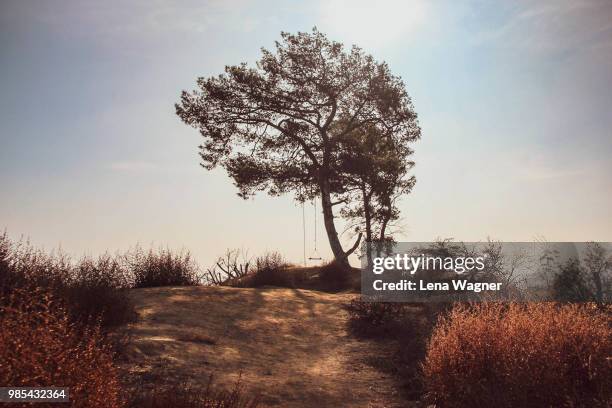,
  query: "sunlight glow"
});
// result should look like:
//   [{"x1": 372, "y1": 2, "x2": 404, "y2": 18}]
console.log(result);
[{"x1": 319, "y1": 0, "x2": 427, "y2": 49}]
